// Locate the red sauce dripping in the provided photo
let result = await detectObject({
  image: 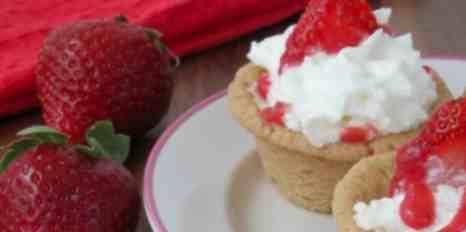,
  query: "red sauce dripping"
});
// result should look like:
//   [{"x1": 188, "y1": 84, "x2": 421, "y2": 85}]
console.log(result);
[
  {"x1": 390, "y1": 140, "x2": 436, "y2": 229},
  {"x1": 256, "y1": 72, "x2": 288, "y2": 126},
  {"x1": 400, "y1": 181, "x2": 435, "y2": 229},
  {"x1": 340, "y1": 124, "x2": 378, "y2": 143},
  {"x1": 392, "y1": 140, "x2": 466, "y2": 231},
  {"x1": 259, "y1": 102, "x2": 288, "y2": 126},
  {"x1": 390, "y1": 97, "x2": 466, "y2": 231},
  {"x1": 257, "y1": 72, "x2": 271, "y2": 100}
]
